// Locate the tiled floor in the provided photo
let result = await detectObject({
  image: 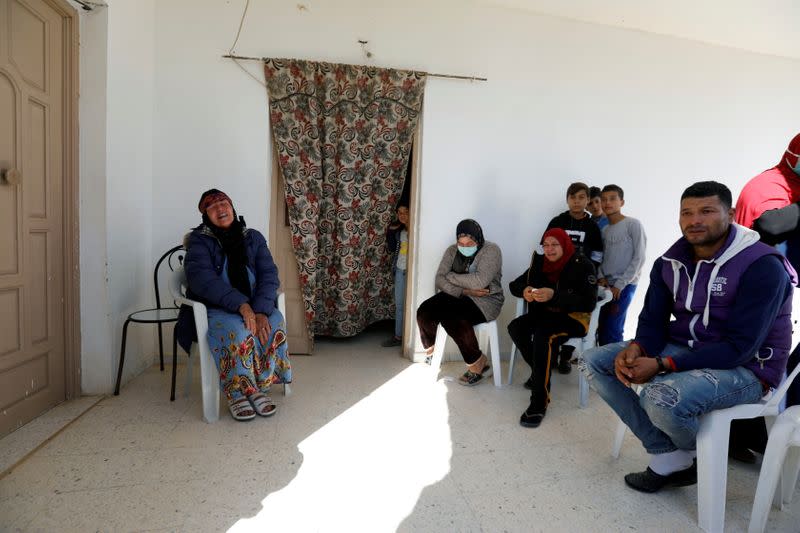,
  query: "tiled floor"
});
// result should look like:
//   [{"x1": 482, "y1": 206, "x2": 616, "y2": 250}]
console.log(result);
[{"x1": 1, "y1": 327, "x2": 799, "y2": 532}]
